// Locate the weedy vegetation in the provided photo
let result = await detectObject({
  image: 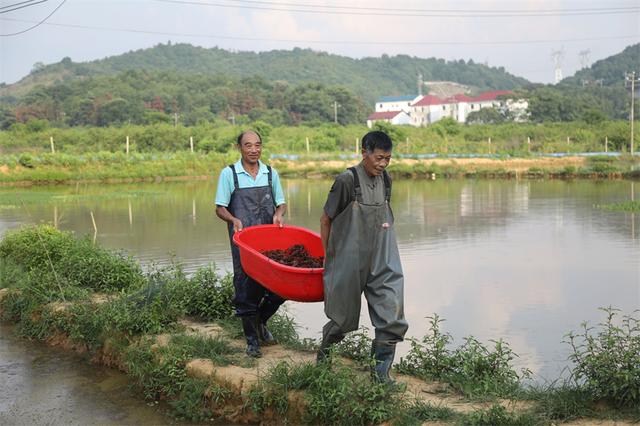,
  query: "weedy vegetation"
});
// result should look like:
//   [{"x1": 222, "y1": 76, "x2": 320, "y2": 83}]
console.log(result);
[{"x1": 1, "y1": 225, "x2": 638, "y2": 424}]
